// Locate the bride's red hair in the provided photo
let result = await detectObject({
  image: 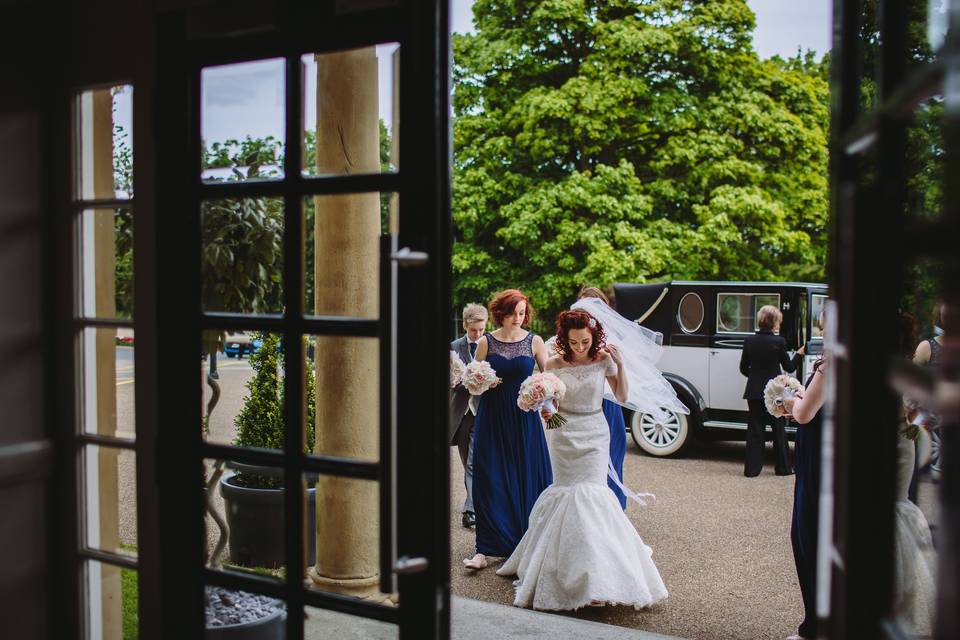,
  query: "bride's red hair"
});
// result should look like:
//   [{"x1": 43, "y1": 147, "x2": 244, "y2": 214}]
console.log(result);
[{"x1": 555, "y1": 310, "x2": 606, "y2": 362}]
